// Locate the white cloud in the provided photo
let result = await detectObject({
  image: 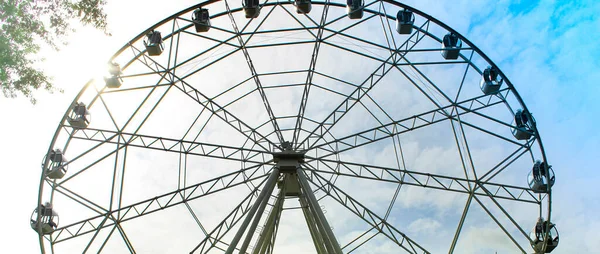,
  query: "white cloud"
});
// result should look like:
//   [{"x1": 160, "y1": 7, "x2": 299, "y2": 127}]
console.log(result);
[{"x1": 407, "y1": 217, "x2": 442, "y2": 235}]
